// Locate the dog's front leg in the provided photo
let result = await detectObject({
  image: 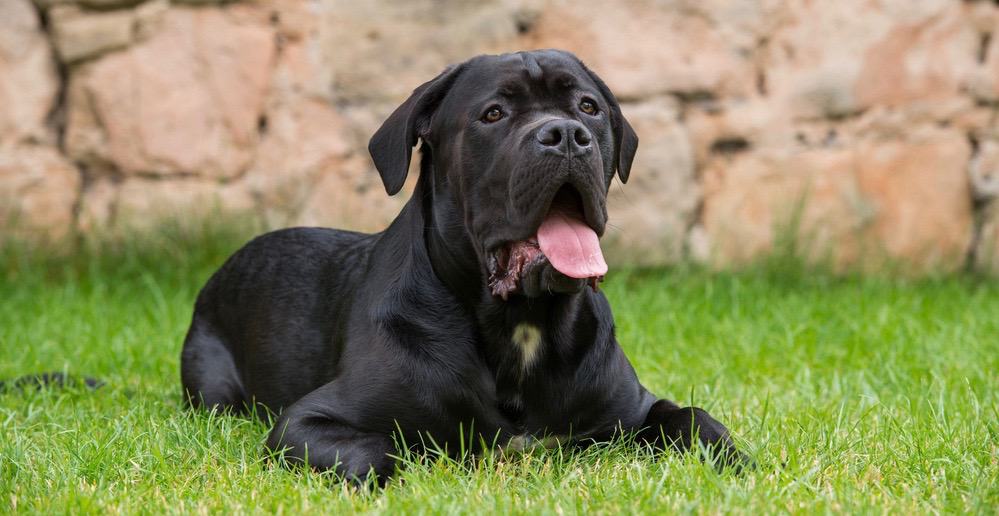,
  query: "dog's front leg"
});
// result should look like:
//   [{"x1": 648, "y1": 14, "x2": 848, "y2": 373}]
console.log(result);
[
  {"x1": 265, "y1": 387, "x2": 397, "y2": 484},
  {"x1": 635, "y1": 399, "x2": 749, "y2": 470}
]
